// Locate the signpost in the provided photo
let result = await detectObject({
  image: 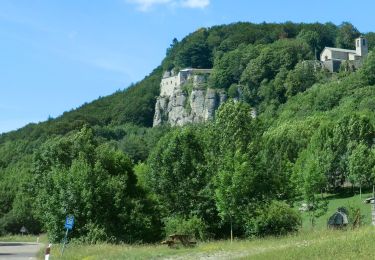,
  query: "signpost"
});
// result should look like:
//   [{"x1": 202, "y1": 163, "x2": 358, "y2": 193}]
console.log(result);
[
  {"x1": 61, "y1": 215, "x2": 74, "y2": 255},
  {"x1": 20, "y1": 226, "x2": 27, "y2": 236},
  {"x1": 64, "y1": 215, "x2": 74, "y2": 230}
]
